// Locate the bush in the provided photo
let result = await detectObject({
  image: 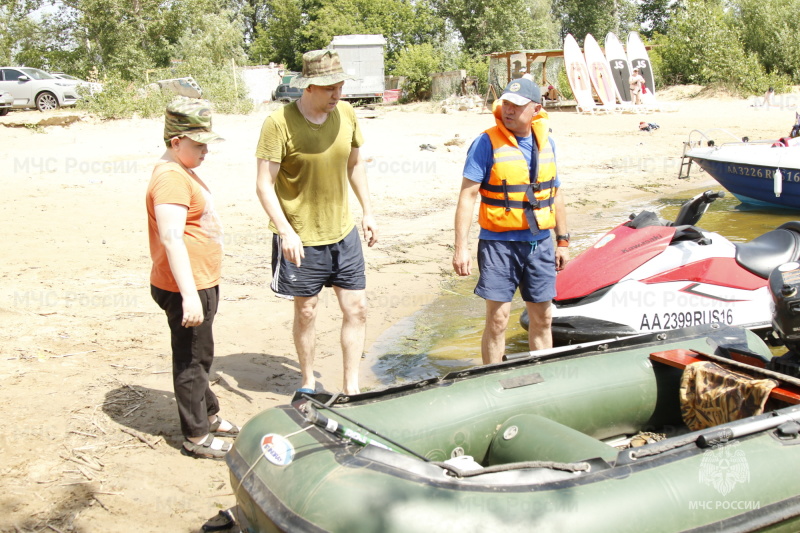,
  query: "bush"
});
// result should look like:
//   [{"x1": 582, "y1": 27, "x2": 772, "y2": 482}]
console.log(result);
[
  {"x1": 556, "y1": 66, "x2": 573, "y2": 100},
  {"x1": 393, "y1": 43, "x2": 445, "y2": 101},
  {"x1": 456, "y1": 53, "x2": 489, "y2": 97},
  {"x1": 77, "y1": 74, "x2": 172, "y2": 119},
  {"x1": 77, "y1": 60, "x2": 253, "y2": 119},
  {"x1": 170, "y1": 59, "x2": 254, "y2": 115}
]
